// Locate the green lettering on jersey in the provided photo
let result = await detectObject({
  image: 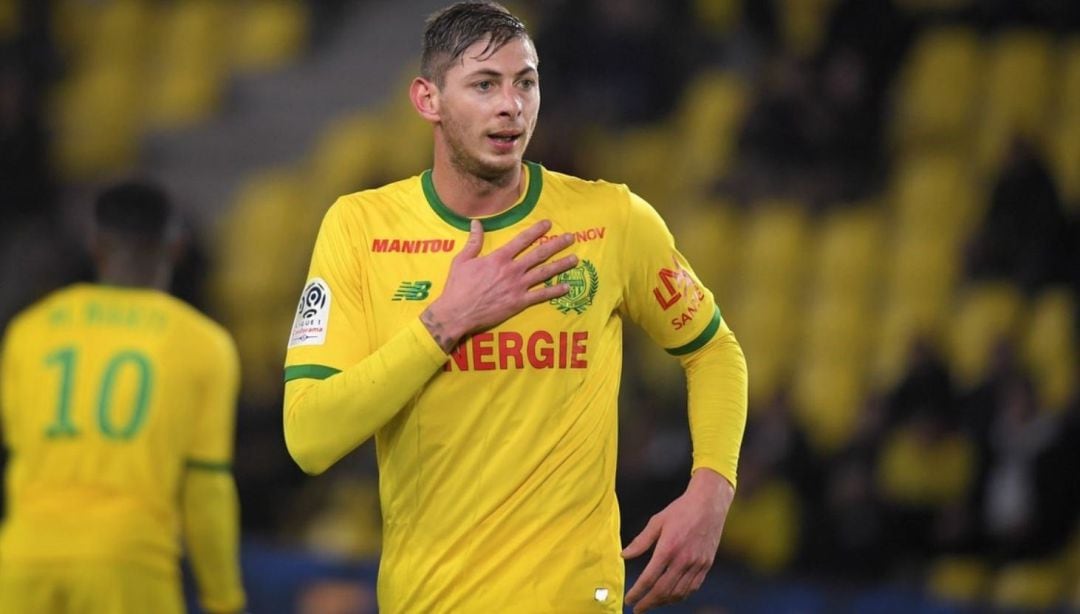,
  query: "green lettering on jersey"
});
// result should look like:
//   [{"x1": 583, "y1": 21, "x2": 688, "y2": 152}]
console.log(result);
[
  {"x1": 392, "y1": 281, "x2": 433, "y2": 301},
  {"x1": 42, "y1": 347, "x2": 155, "y2": 440},
  {"x1": 44, "y1": 347, "x2": 80, "y2": 438}
]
